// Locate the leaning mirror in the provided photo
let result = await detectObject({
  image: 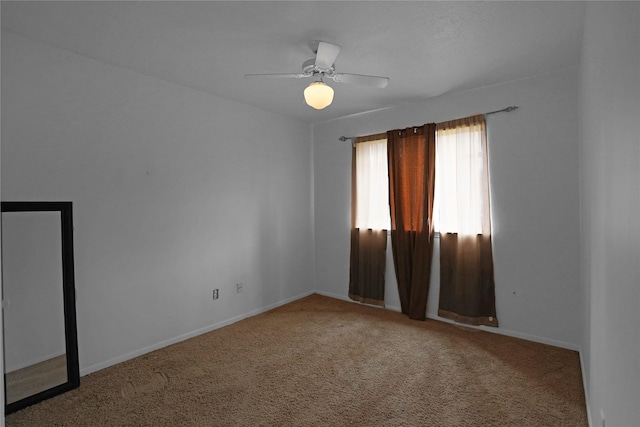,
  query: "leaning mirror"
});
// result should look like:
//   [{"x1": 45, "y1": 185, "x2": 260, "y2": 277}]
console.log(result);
[{"x1": 2, "y1": 201, "x2": 79, "y2": 414}]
